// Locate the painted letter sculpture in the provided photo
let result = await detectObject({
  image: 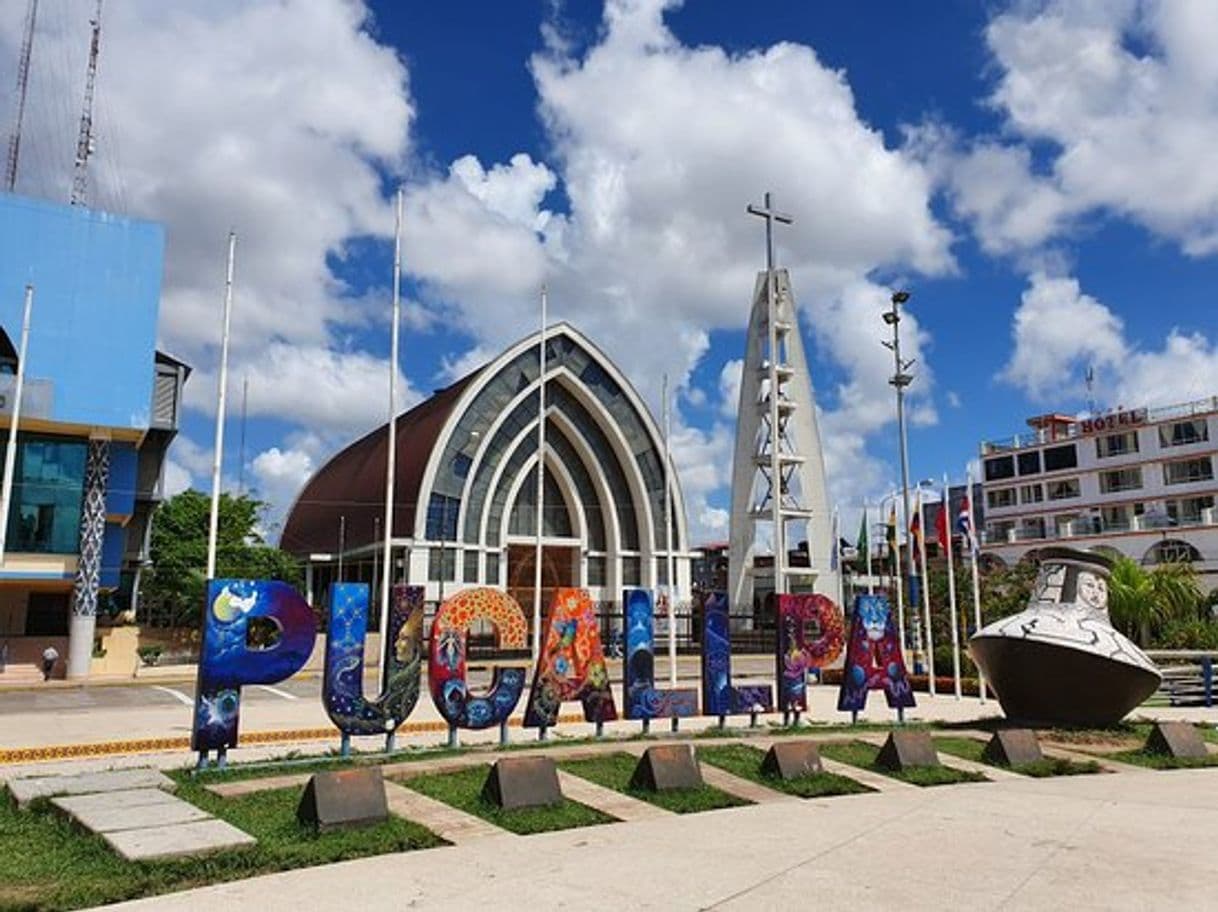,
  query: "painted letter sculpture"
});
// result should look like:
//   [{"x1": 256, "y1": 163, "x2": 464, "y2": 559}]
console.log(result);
[
  {"x1": 323, "y1": 583, "x2": 423, "y2": 749},
  {"x1": 775, "y1": 593, "x2": 845, "y2": 720},
  {"x1": 429, "y1": 587, "x2": 530, "y2": 730},
  {"x1": 191, "y1": 579, "x2": 317, "y2": 759},
  {"x1": 524, "y1": 587, "x2": 618, "y2": 730},
  {"x1": 970, "y1": 546, "x2": 1161, "y2": 725},
  {"x1": 836, "y1": 594, "x2": 914, "y2": 720},
  {"x1": 700, "y1": 590, "x2": 773, "y2": 722},
  {"x1": 623, "y1": 588, "x2": 698, "y2": 724}
]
